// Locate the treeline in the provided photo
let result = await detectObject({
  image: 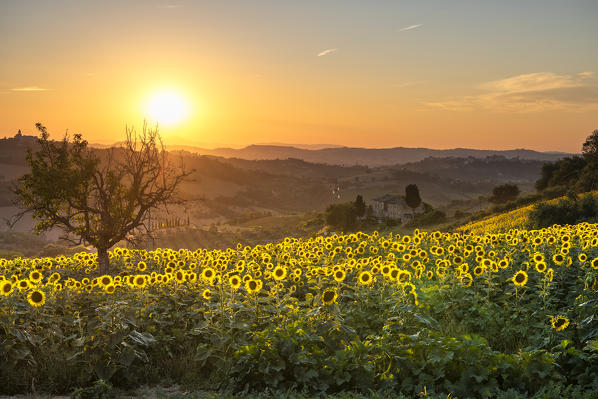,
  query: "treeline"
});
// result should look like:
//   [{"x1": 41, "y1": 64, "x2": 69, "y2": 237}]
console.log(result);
[
  {"x1": 528, "y1": 192, "x2": 598, "y2": 229},
  {"x1": 535, "y1": 129, "x2": 598, "y2": 196}
]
